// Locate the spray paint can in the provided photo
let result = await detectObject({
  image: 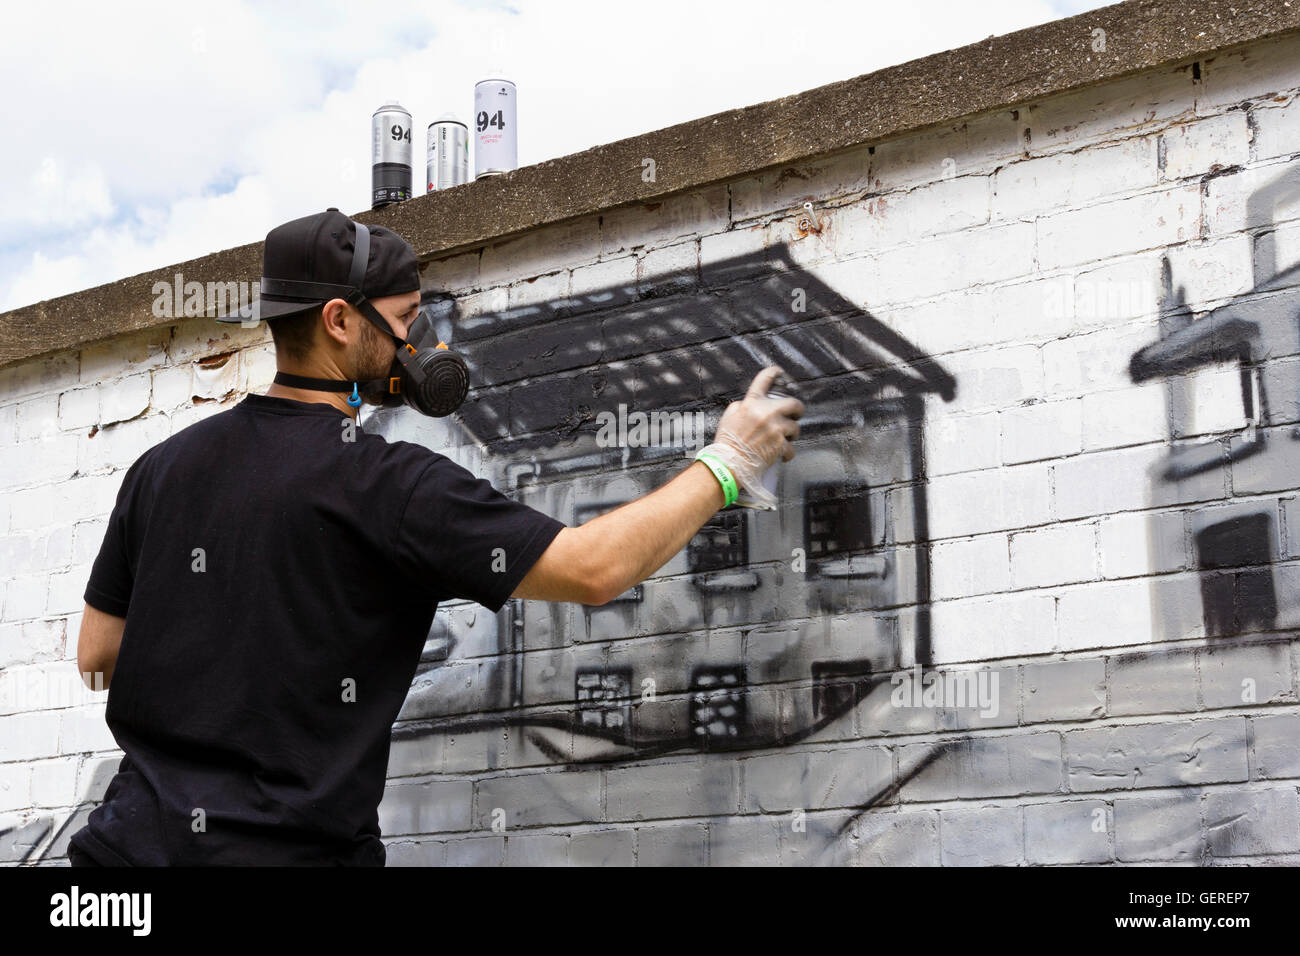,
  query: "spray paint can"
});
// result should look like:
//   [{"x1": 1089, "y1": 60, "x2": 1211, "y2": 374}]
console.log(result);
[
  {"x1": 426, "y1": 115, "x2": 469, "y2": 192},
  {"x1": 734, "y1": 373, "x2": 798, "y2": 510},
  {"x1": 371, "y1": 101, "x2": 413, "y2": 209},
  {"x1": 474, "y1": 77, "x2": 517, "y2": 179}
]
